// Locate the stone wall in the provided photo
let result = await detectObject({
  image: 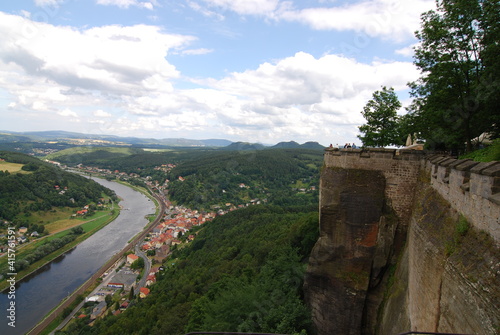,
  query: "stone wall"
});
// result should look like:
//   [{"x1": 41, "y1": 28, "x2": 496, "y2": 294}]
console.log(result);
[
  {"x1": 308, "y1": 148, "x2": 500, "y2": 334},
  {"x1": 306, "y1": 148, "x2": 425, "y2": 335},
  {"x1": 324, "y1": 148, "x2": 424, "y2": 225},
  {"x1": 402, "y1": 177, "x2": 500, "y2": 334},
  {"x1": 426, "y1": 155, "x2": 500, "y2": 245}
]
